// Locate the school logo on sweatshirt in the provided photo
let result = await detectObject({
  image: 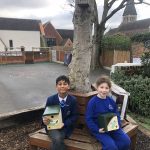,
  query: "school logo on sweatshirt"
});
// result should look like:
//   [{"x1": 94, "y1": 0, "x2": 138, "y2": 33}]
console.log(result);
[{"x1": 109, "y1": 104, "x2": 114, "y2": 110}]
